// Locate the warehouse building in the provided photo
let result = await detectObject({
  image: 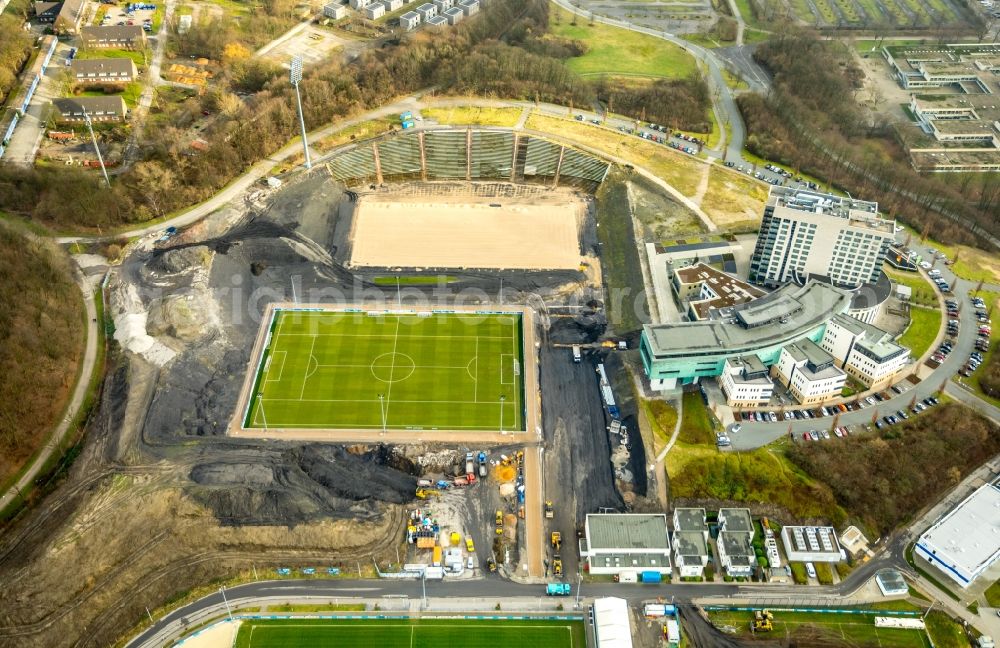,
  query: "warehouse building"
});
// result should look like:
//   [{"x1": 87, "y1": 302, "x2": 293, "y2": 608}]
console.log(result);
[
  {"x1": 580, "y1": 513, "x2": 671, "y2": 577},
  {"x1": 916, "y1": 484, "x2": 1000, "y2": 588},
  {"x1": 780, "y1": 526, "x2": 843, "y2": 563}
]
